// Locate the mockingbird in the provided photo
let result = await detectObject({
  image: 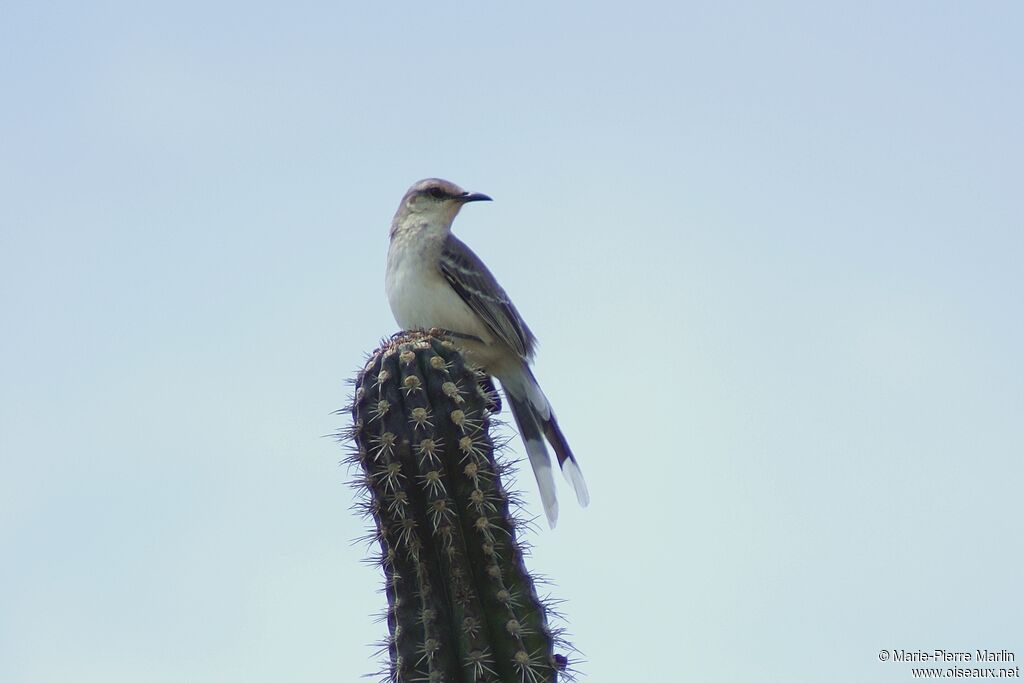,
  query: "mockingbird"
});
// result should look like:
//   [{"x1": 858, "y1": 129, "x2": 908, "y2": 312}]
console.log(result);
[{"x1": 385, "y1": 178, "x2": 589, "y2": 528}]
